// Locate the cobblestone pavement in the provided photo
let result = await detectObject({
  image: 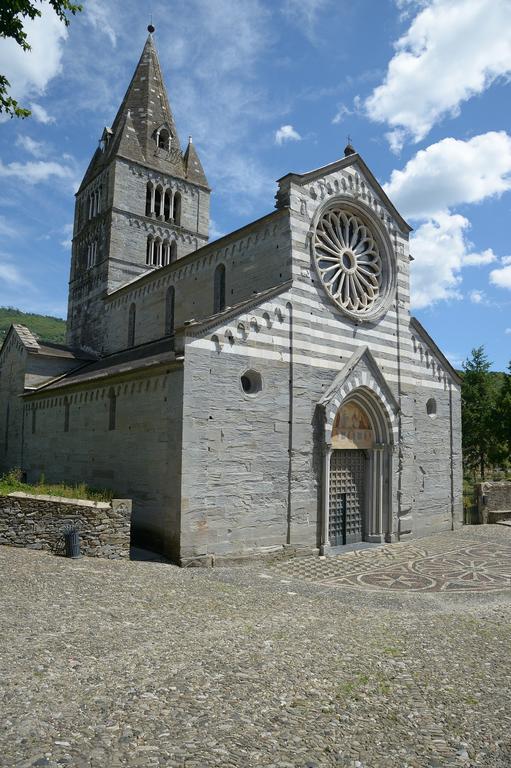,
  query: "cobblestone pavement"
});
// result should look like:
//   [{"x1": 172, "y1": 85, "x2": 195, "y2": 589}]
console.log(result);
[{"x1": 1, "y1": 526, "x2": 511, "y2": 768}]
